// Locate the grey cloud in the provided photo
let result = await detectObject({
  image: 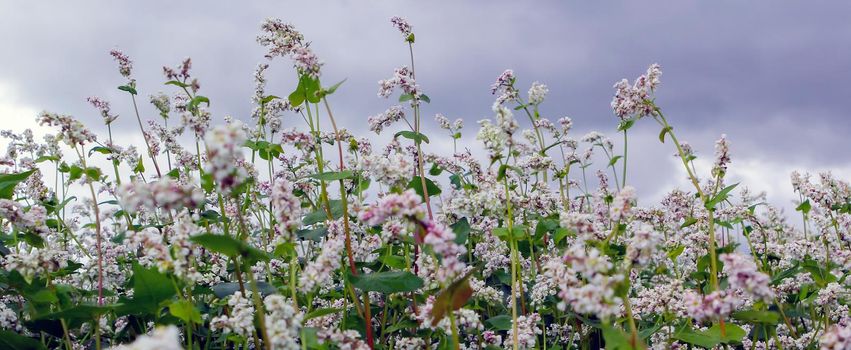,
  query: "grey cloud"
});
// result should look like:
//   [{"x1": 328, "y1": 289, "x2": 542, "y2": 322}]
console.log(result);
[{"x1": 1, "y1": 1, "x2": 850, "y2": 203}]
